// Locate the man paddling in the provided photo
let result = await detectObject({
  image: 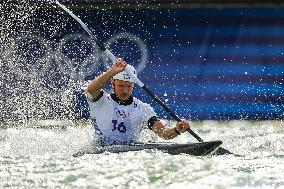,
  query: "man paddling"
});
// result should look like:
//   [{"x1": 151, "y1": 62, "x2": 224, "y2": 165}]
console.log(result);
[{"x1": 86, "y1": 58, "x2": 190, "y2": 145}]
